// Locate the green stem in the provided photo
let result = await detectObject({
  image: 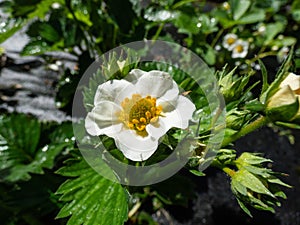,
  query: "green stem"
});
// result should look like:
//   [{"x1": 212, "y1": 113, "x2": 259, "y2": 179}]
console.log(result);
[
  {"x1": 152, "y1": 23, "x2": 164, "y2": 41},
  {"x1": 172, "y1": 0, "x2": 202, "y2": 9},
  {"x1": 66, "y1": 2, "x2": 101, "y2": 57},
  {"x1": 211, "y1": 28, "x2": 224, "y2": 48},
  {"x1": 221, "y1": 116, "x2": 269, "y2": 147},
  {"x1": 211, "y1": 159, "x2": 236, "y2": 177},
  {"x1": 246, "y1": 51, "x2": 277, "y2": 65},
  {"x1": 223, "y1": 167, "x2": 235, "y2": 177}
]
